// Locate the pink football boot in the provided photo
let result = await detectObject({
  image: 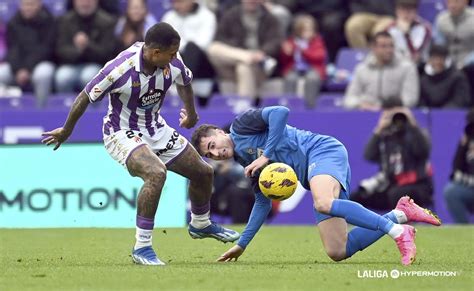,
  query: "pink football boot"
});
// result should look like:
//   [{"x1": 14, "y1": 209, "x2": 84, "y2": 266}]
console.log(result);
[
  {"x1": 396, "y1": 196, "x2": 442, "y2": 226},
  {"x1": 395, "y1": 225, "x2": 417, "y2": 266}
]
